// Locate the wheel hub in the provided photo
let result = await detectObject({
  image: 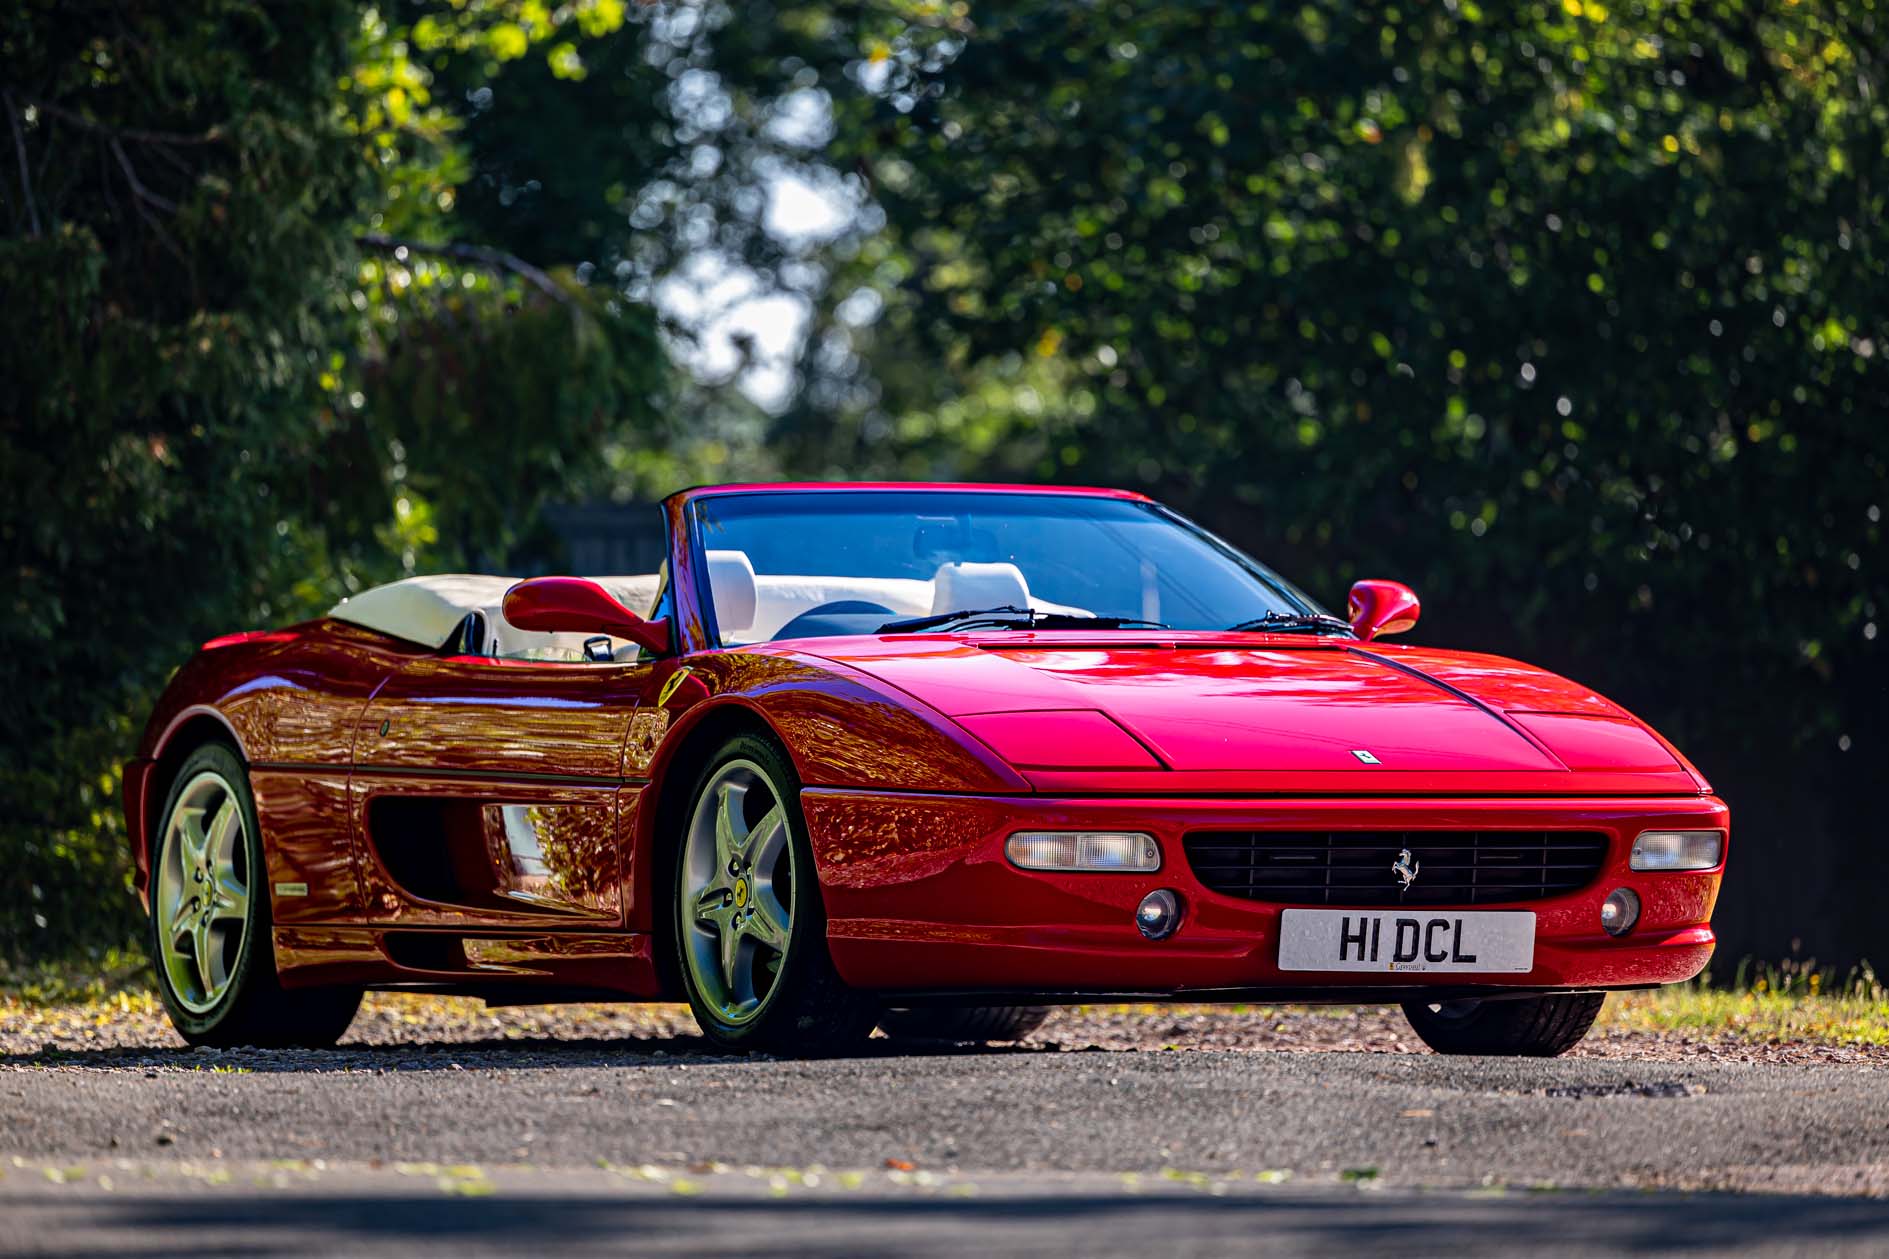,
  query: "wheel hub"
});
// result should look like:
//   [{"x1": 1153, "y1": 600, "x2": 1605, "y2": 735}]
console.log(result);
[{"x1": 679, "y1": 760, "x2": 795, "y2": 1027}]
